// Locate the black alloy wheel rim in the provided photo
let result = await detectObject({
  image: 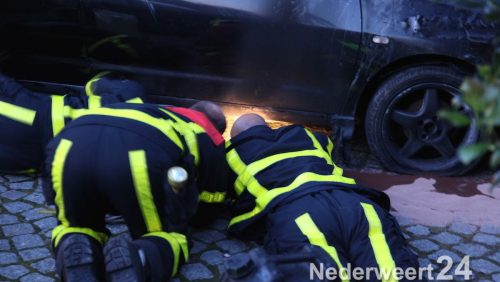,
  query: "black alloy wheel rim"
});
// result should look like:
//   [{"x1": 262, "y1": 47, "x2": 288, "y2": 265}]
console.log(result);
[{"x1": 382, "y1": 82, "x2": 478, "y2": 171}]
